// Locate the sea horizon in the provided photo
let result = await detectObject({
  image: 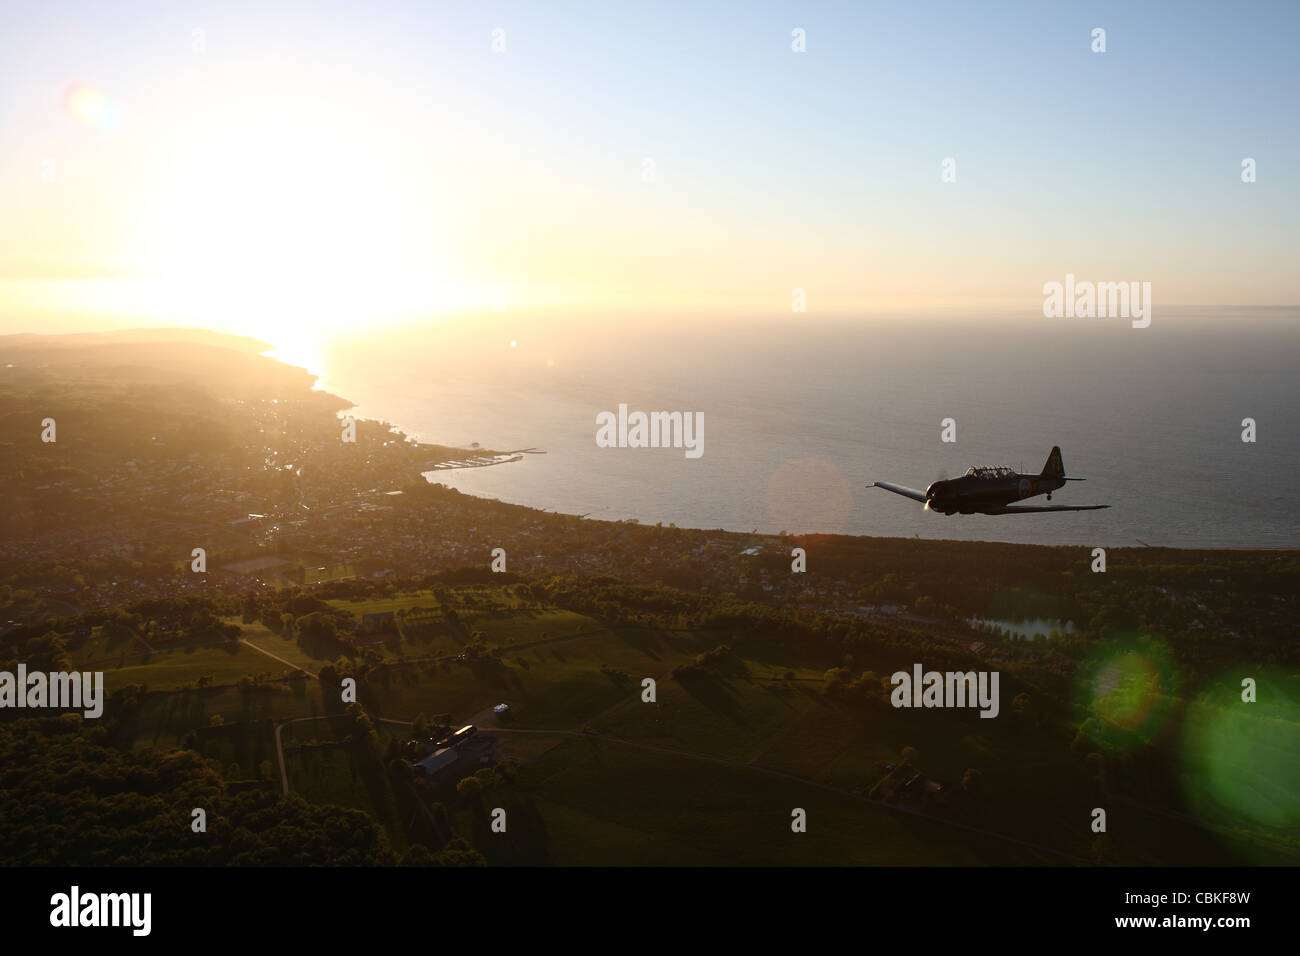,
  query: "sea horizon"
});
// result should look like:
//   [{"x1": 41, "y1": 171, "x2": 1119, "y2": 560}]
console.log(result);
[{"x1": 279, "y1": 309, "x2": 1300, "y2": 550}]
